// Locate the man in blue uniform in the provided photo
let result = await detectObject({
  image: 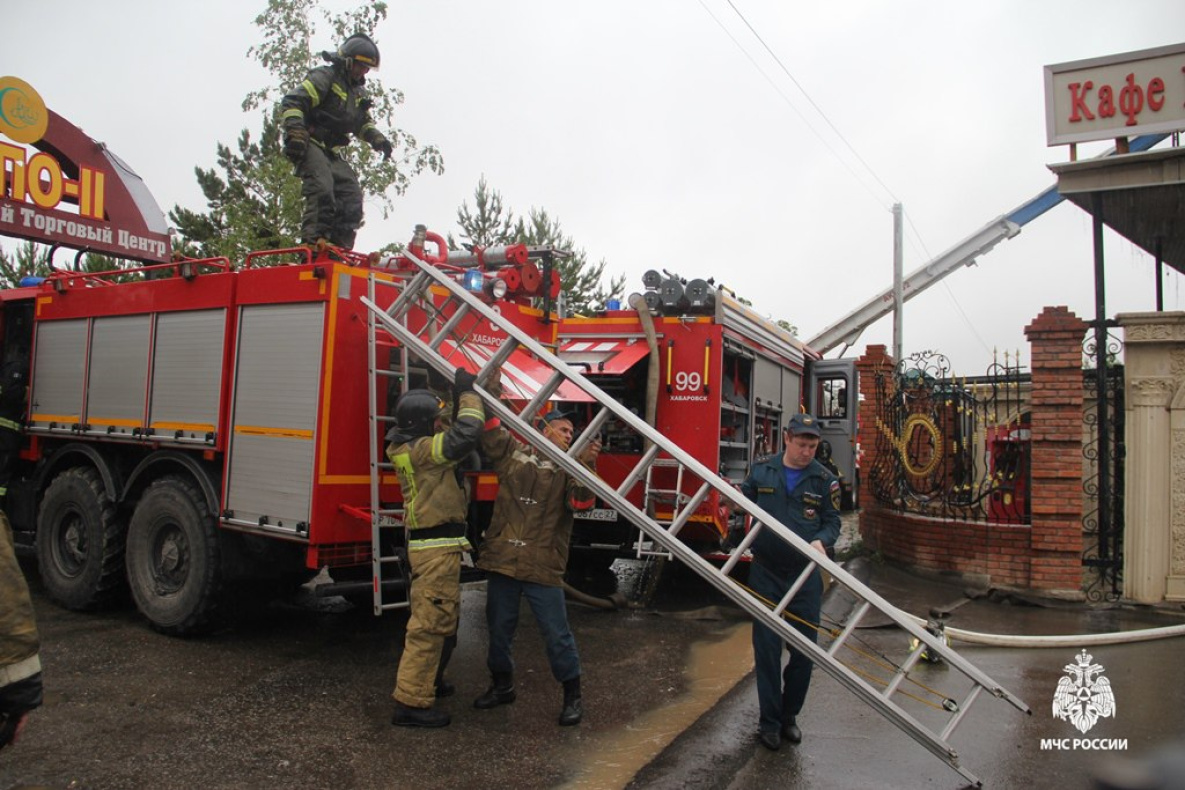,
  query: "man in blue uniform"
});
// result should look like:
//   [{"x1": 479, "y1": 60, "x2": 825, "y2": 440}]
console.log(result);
[{"x1": 741, "y1": 412, "x2": 841, "y2": 751}]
